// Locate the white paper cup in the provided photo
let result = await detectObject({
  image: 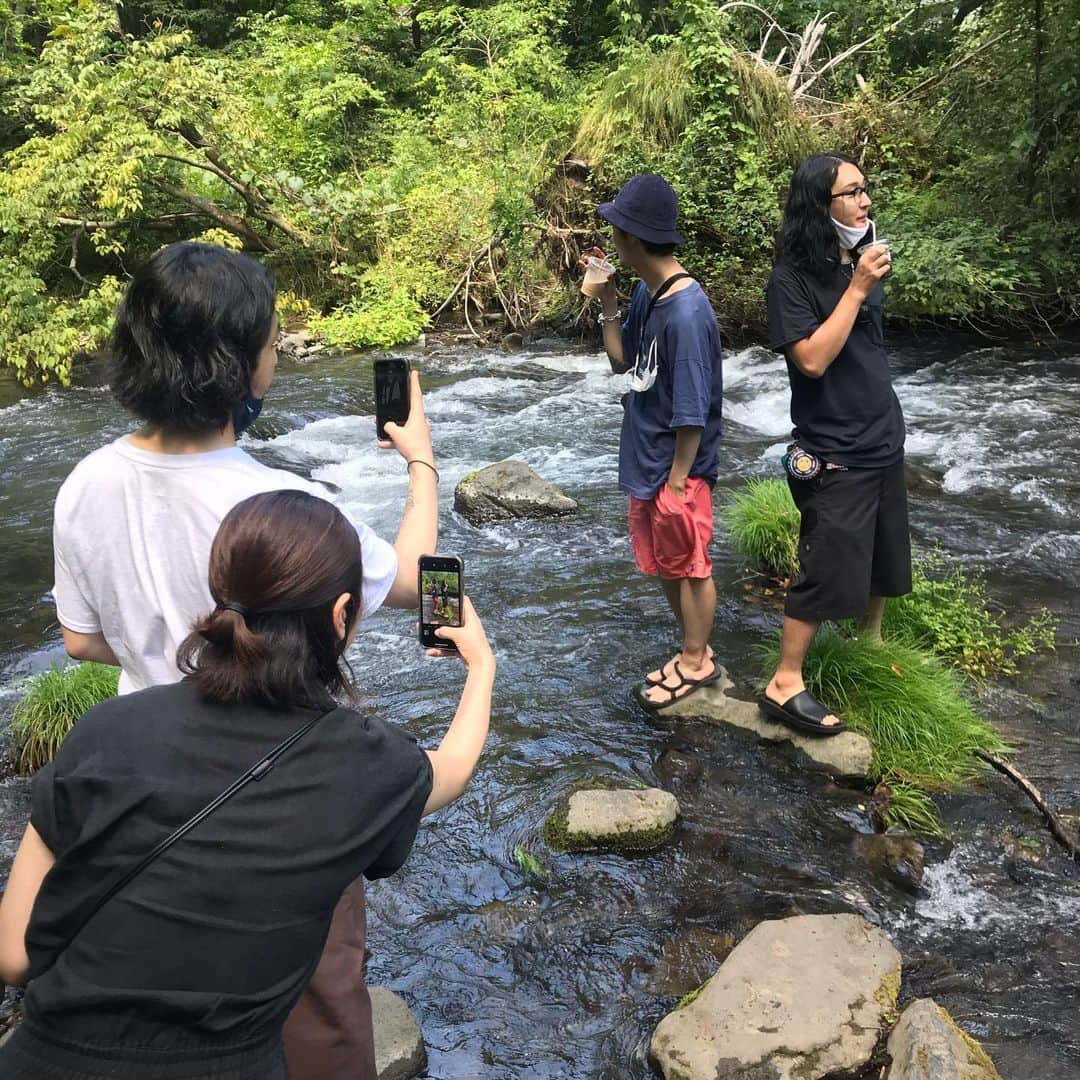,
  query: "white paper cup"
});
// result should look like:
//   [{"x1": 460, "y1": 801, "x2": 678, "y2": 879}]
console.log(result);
[{"x1": 581, "y1": 256, "x2": 616, "y2": 297}]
